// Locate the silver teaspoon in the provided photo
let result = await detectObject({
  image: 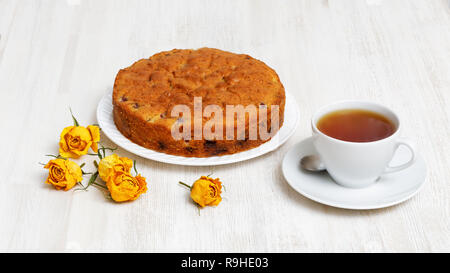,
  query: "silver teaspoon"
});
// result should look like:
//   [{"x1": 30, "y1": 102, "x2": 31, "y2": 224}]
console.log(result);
[{"x1": 300, "y1": 155, "x2": 326, "y2": 172}]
